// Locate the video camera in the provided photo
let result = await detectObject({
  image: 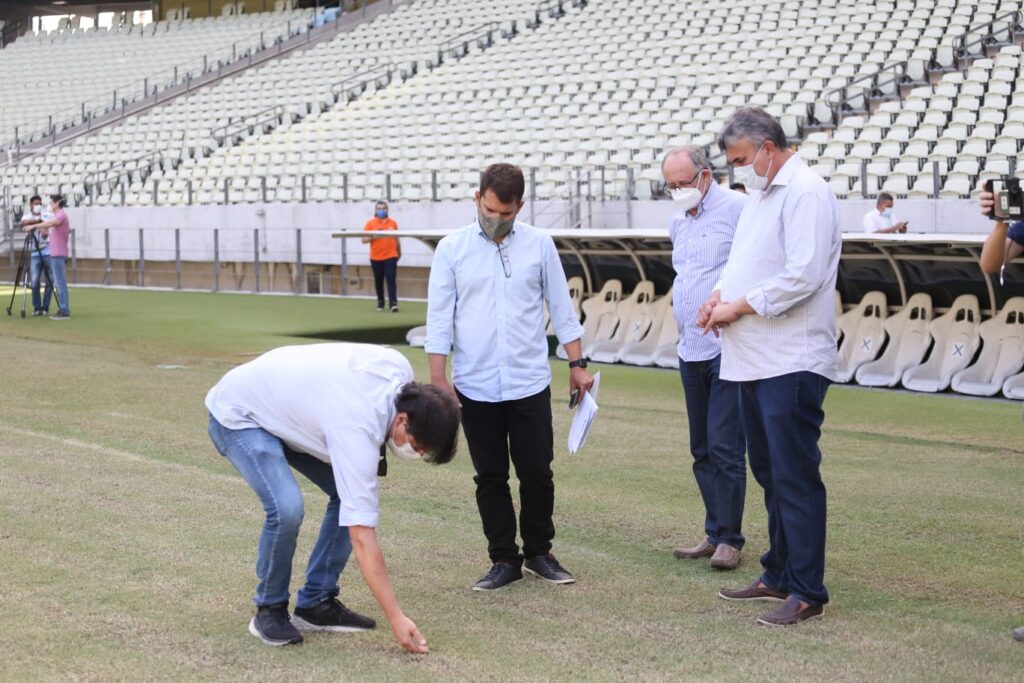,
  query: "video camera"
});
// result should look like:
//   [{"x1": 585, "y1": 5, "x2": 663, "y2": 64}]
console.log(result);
[{"x1": 985, "y1": 178, "x2": 1024, "y2": 220}]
